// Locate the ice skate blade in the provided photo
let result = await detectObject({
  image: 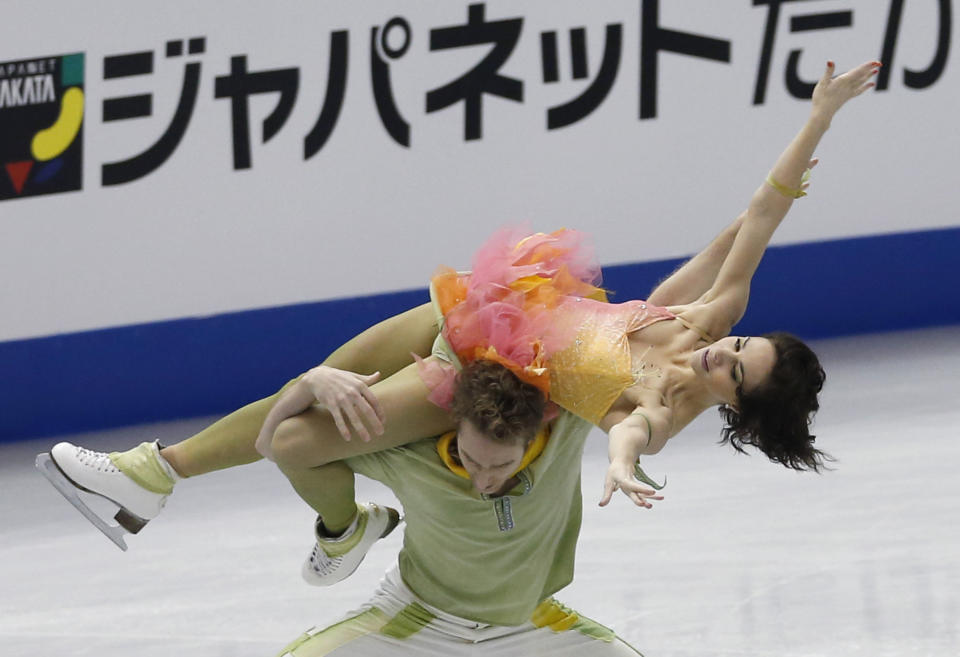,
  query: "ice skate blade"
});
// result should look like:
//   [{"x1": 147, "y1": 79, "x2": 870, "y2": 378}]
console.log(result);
[{"x1": 35, "y1": 453, "x2": 130, "y2": 551}]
